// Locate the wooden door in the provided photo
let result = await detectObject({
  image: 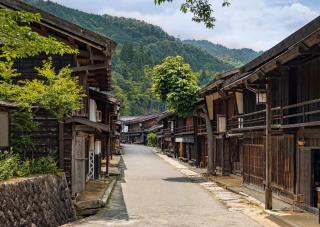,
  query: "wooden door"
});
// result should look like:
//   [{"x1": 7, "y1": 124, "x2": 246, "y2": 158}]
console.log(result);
[
  {"x1": 243, "y1": 144, "x2": 265, "y2": 187},
  {"x1": 73, "y1": 136, "x2": 86, "y2": 194}
]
